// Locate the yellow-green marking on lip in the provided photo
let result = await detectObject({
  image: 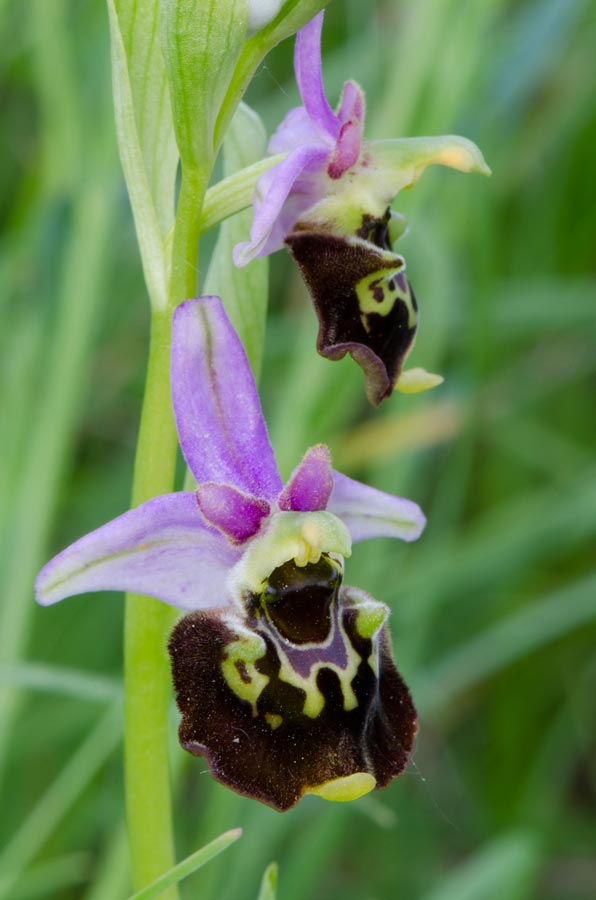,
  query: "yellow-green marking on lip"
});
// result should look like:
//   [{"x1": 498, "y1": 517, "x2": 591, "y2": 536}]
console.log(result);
[
  {"x1": 306, "y1": 772, "x2": 376, "y2": 802},
  {"x1": 395, "y1": 367, "x2": 444, "y2": 394}
]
